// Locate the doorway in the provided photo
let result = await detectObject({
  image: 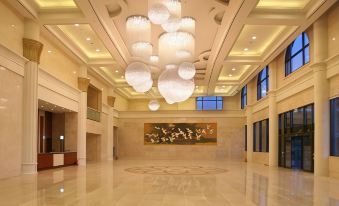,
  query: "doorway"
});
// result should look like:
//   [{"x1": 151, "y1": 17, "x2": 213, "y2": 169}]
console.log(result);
[
  {"x1": 291, "y1": 137, "x2": 302, "y2": 169},
  {"x1": 113, "y1": 126, "x2": 118, "y2": 160},
  {"x1": 278, "y1": 104, "x2": 314, "y2": 172}
]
